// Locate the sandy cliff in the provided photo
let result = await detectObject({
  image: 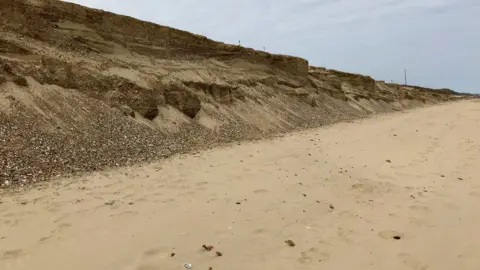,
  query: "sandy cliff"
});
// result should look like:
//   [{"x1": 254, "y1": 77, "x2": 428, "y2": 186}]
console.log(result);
[{"x1": 0, "y1": 0, "x2": 467, "y2": 186}]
